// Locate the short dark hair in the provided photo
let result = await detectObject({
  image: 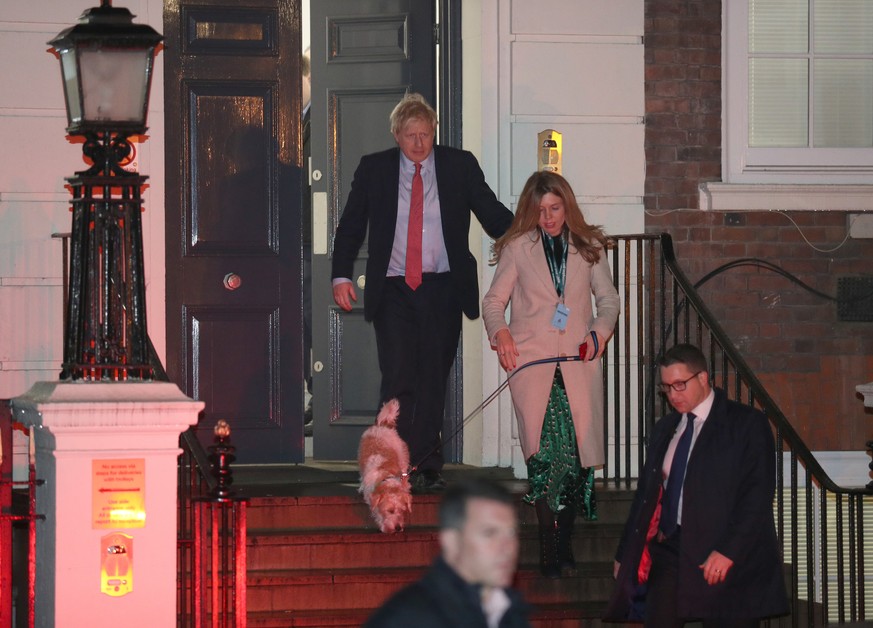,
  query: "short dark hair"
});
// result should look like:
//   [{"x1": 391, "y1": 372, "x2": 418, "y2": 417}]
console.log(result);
[
  {"x1": 438, "y1": 479, "x2": 515, "y2": 530},
  {"x1": 658, "y1": 343, "x2": 708, "y2": 374}
]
